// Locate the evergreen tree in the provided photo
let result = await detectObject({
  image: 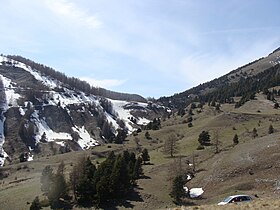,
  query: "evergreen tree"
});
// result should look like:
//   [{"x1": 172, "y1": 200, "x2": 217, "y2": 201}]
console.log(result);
[
  {"x1": 96, "y1": 175, "x2": 111, "y2": 206},
  {"x1": 127, "y1": 152, "x2": 136, "y2": 178},
  {"x1": 198, "y1": 131, "x2": 211, "y2": 146},
  {"x1": 268, "y1": 124, "x2": 274, "y2": 134},
  {"x1": 110, "y1": 155, "x2": 131, "y2": 197},
  {"x1": 141, "y1": 148, "x2": 150, "y2": 164},
  {"x1": 76, "y1": 157, "x2": 96, "y2": 204},
  {"x1": 69, "y1": 156, "x2": 97, "y2": 204},
  {"x1": 132, "y1": 157, "x2": 143, "y2": 180},
  {"x1": 233, "y1": 134, "x2": 239, "y2": 145},
  {"x1": 101, "y1": 121, "x2": 114, "y2": 140},
  {"x1": 169, "y1": 175, "x2": 185, "y2": 204},
  {"x1": 145, "y1": 131, "x2": 152, "y2": 140},
  {"x1": 40, "y1": 132, "x2": 47, "y2": 143},
  {"x1": 114, "y1": 128, "x2": 127, "y2": 144},
  {"x1": 252, "y1": 128, "x2": 258, "y2": 138},
  {"x1": 19, "y1": 152, "x2": 28, "y2": 162}
]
